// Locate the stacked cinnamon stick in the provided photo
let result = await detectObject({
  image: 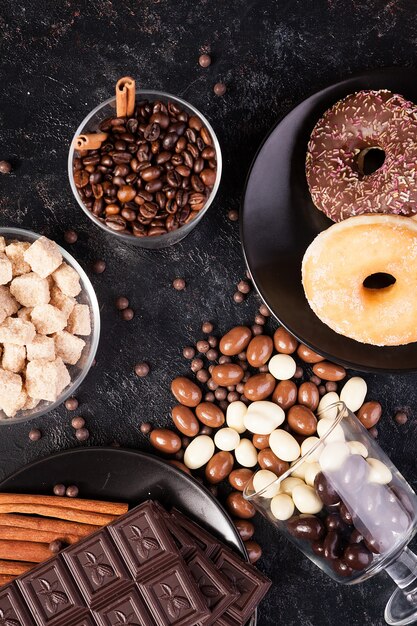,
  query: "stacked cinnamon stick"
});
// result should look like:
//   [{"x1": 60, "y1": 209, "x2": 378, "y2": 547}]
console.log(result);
[{"x1": 0, "y1": 493, "x2": 128, "y2": 586}]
